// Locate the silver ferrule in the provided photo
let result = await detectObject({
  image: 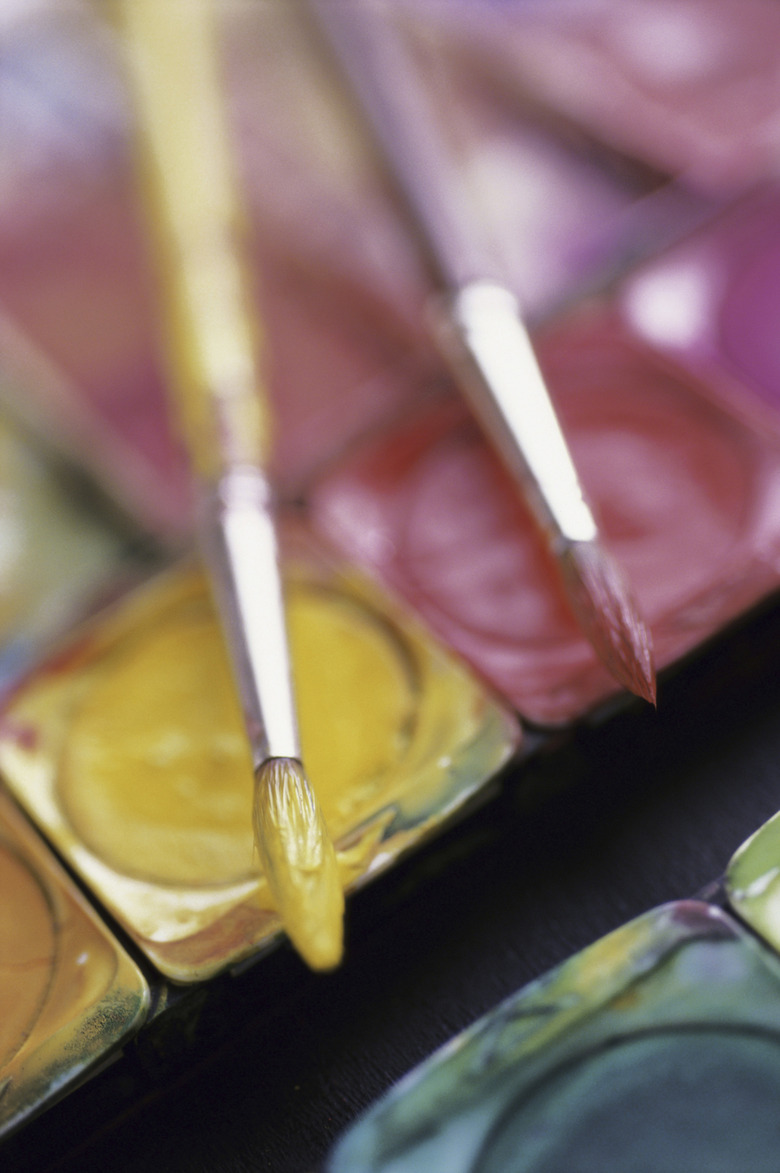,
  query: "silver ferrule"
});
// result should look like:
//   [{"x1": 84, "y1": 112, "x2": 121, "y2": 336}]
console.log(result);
[
  {"x1": 447, "y1": 281, "x2": 598, "y2": 546},
  {"x1": 200, "y1": 466, "x2": 300, "y2": 767}
]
